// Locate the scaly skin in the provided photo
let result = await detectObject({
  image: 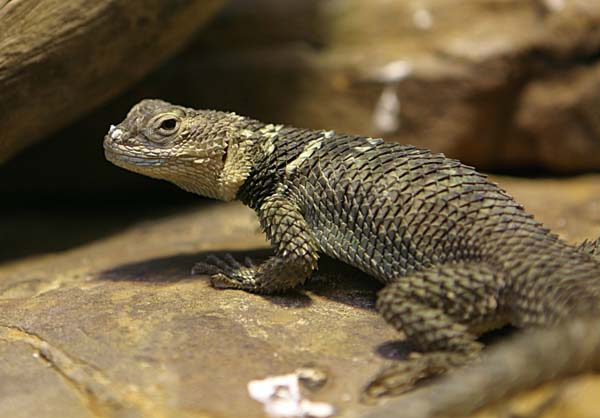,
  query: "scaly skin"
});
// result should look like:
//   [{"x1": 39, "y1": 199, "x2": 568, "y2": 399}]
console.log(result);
[{"x1": 104, "y1": 99, "x2": 600, "y2": 418}]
